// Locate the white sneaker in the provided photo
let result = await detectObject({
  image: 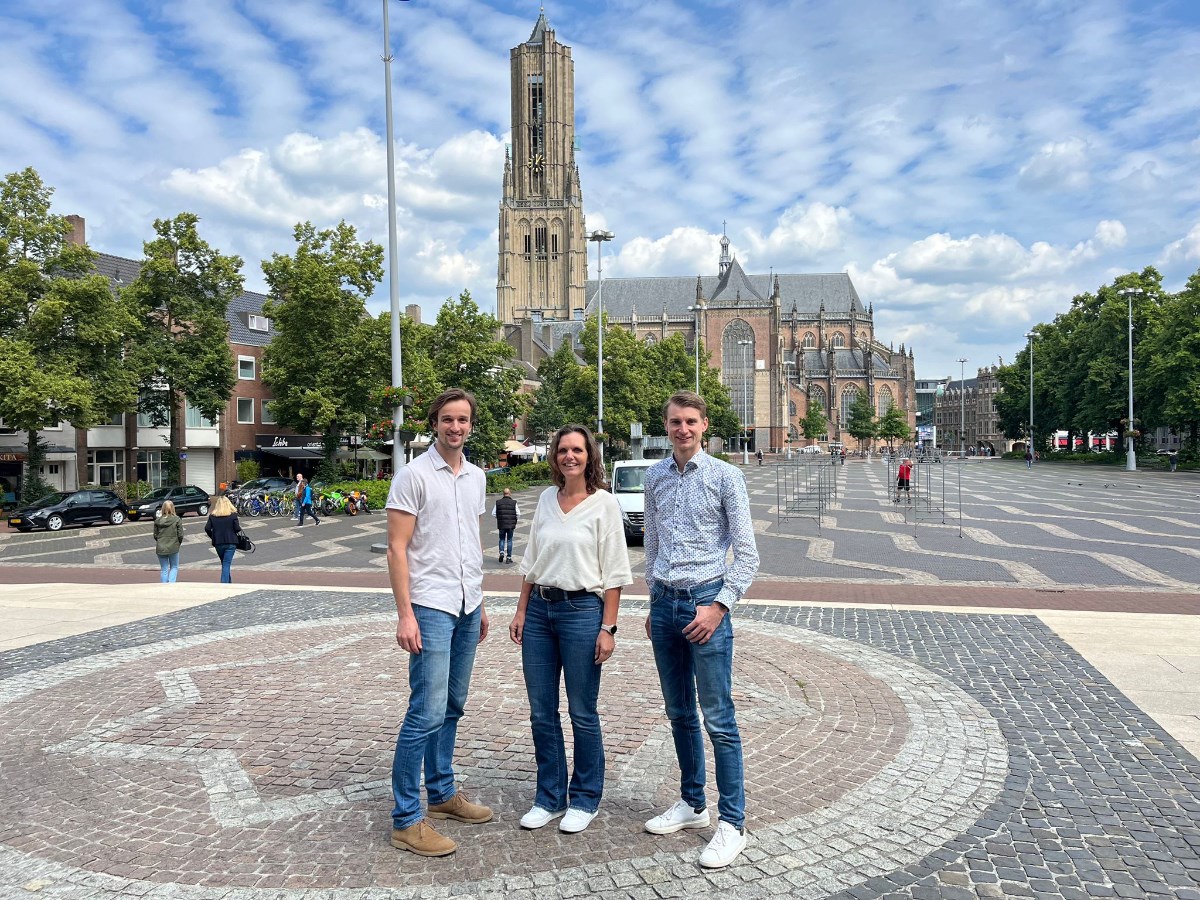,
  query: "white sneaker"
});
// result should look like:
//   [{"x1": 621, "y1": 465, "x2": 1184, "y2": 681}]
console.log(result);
[
  {"x1": 644, "y1": 800, "x2": 710, "y2": 835},
  {"x1": 559, "y1": 807, "x2": 598, "y2": 833},
  {"x1": 519, "y1": 806, "x2": 565, "y2": 830},
  {"x1": 698, "y1": 821, "x2": 747, "y2": 869}
]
